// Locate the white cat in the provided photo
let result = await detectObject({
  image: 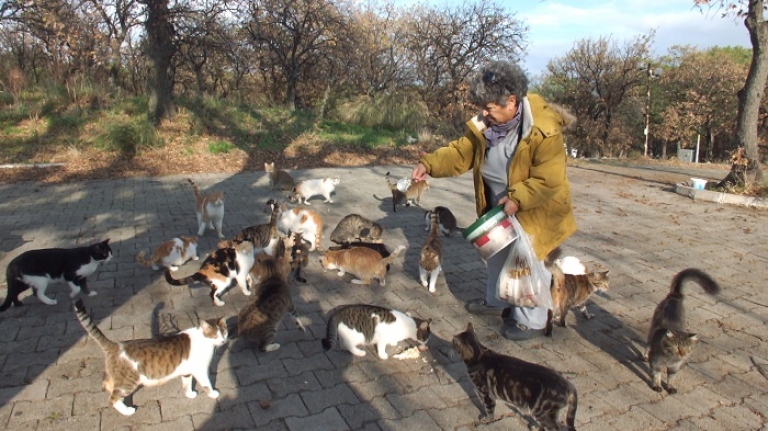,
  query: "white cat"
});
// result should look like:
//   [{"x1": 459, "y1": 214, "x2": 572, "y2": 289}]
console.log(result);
[
  {"x1": 290, "y1": 176, "x2": 340, "y2": 205},
  {"x1": 273, "y1": 203, "x2": 324, "y2": 251},
  {"x1": 136, "y1": 237, "x2": 199, "y2": 271},
  {"x1": 321, "y1": 304, "x2": 432, "y2": 360}
]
